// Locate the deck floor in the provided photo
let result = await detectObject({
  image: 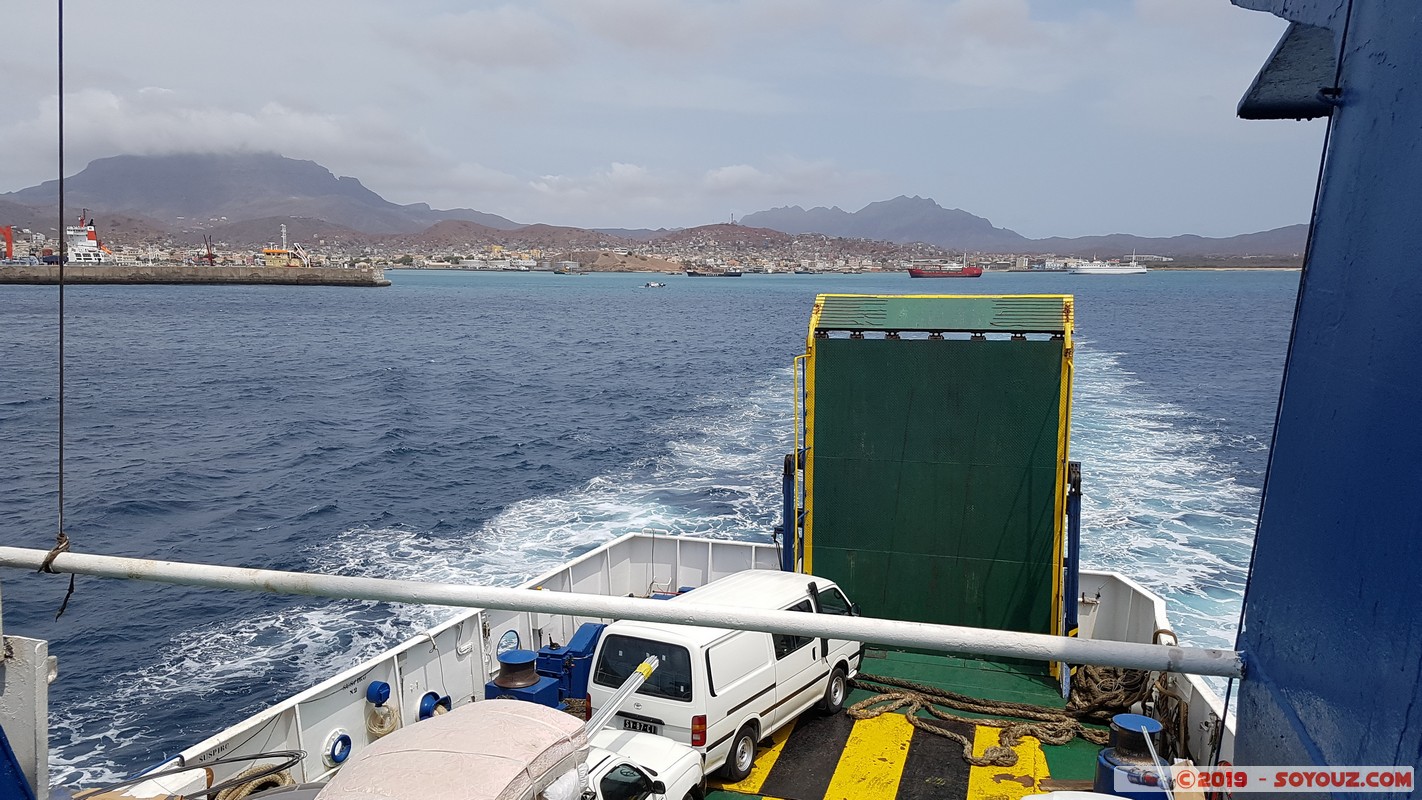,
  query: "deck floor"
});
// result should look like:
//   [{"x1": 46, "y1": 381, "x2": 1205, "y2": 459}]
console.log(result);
[{"x1": 705, "y1": 650, "x2": 1102, "y2": 800}]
